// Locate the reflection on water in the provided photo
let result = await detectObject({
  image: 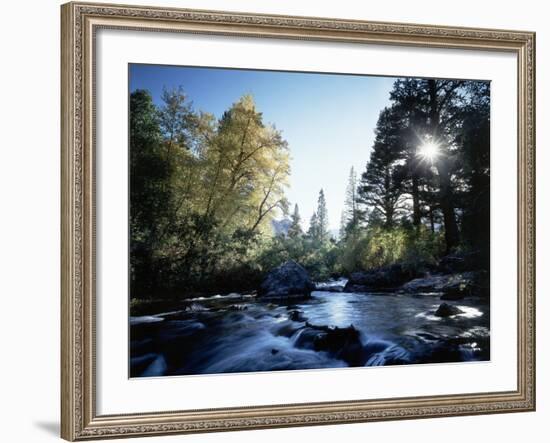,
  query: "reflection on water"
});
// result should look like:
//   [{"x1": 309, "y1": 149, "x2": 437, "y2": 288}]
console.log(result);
[{"x1": 130, "y1": 290, "x2": 490, "y2": 377}]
